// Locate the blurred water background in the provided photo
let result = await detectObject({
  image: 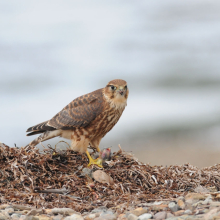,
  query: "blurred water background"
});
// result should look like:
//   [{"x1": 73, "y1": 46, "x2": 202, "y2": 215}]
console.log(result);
[{"x1": 1, "y1": 0, "x2": 220, "y2": 167}]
